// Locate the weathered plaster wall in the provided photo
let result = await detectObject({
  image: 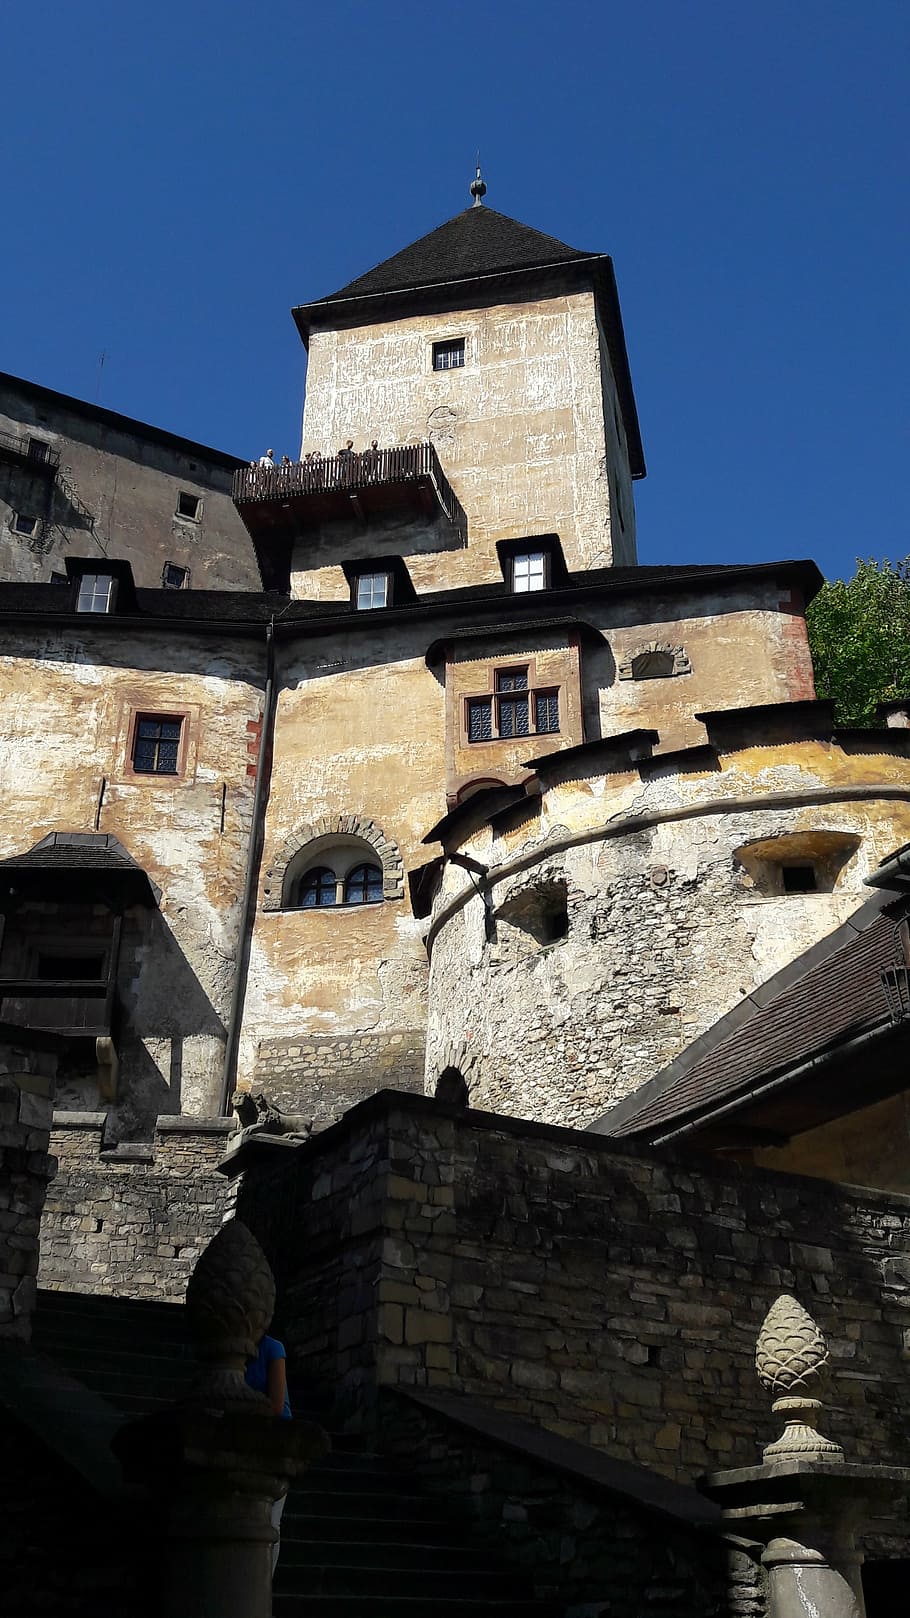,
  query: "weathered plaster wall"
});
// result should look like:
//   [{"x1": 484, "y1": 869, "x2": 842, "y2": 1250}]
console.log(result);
[
  {"x1": 445, "y1": 628, "x2": 584, "y2": 796},
  {"x1": 0, "y1": 377, "x2": 259, "y2": 589},
  {"x1": 0, "y1": 629, "x2": 263, "y2": 1134},
  {"x1": 240, "y1": 634, "x2": 445, "y2": 1099},
  {"x1": 39, "y1": 1110, "x2": 235, "y2": 1298},
  {"x1": 302, "y1": 287, "x2": 632, "y2": 572},
  {"x1": 235, "y1": 1094, "x2": 910, "y2": 1547},
  {"x1": 290, "y1": 509, "x2": 472, "y2": 599},
  {"x1": 424, "y1": 741, "x2": 910, "y2": 1125},
  {"x1": 586, "y1": 584, "x2": 816, "y2": 752}
]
